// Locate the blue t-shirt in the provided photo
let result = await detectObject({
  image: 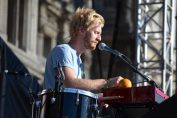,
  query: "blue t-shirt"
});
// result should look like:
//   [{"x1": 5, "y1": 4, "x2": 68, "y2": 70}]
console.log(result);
[{"x1": 44, "y1": 44, "x2": 84, "y2": 89}]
